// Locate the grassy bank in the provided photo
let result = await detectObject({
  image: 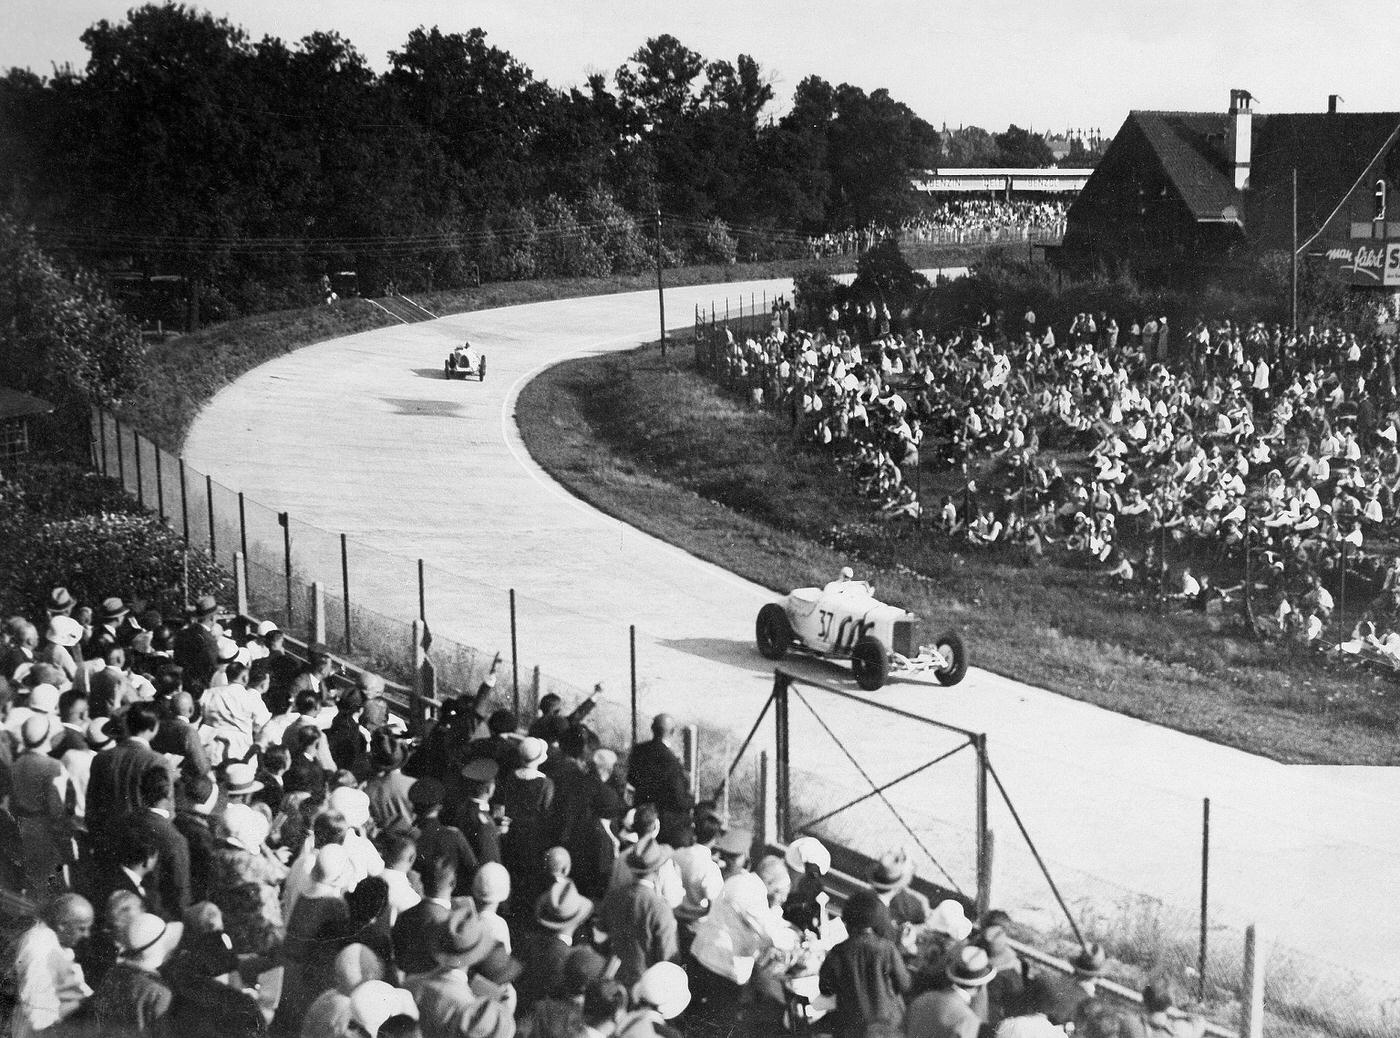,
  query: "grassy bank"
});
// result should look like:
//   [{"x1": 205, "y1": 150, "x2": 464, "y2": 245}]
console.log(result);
[{"x1": 517, "y1": 340, "x2": 1400, "y2": 765}]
